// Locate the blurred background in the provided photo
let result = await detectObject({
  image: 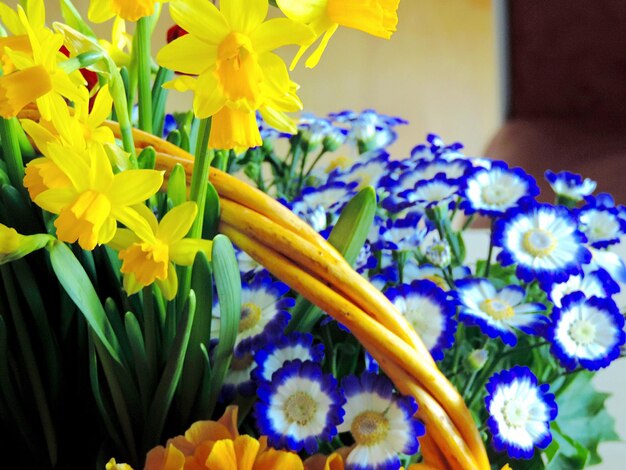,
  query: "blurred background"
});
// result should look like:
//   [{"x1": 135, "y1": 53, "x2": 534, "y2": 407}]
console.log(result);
[{"x1": 23, "y1": 0, "x2": 626, "y2": 466}]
